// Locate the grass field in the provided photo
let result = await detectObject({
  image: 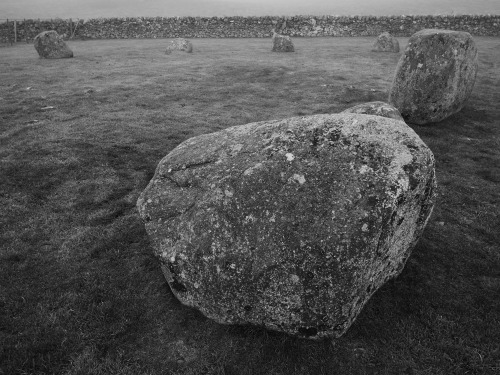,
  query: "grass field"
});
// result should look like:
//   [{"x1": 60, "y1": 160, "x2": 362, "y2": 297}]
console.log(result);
[{"x1": 1, "y1": 37, "x2": 499, "y2": 375}]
